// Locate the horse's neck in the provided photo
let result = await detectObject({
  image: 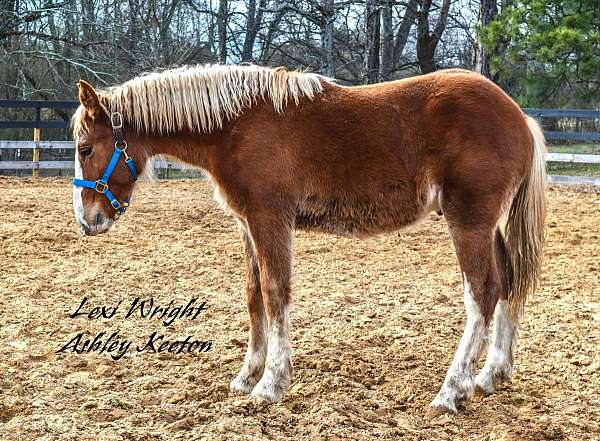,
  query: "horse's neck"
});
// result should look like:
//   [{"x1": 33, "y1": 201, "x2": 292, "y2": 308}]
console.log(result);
[{"x1": 138, "y1": 130, "x2": 226, "y2": 171}]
